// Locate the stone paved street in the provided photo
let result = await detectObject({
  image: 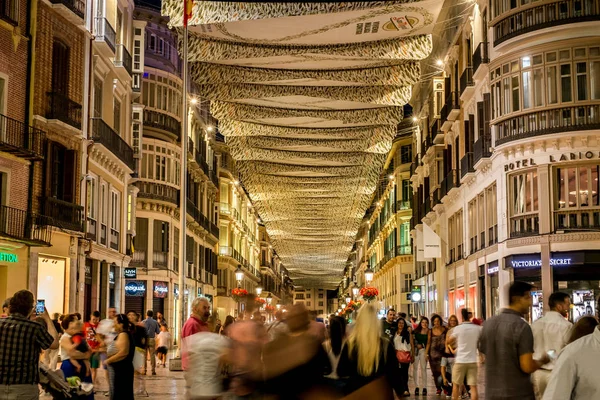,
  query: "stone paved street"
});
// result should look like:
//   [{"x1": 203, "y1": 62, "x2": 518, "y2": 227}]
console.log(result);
[{"x1": 43, "y1": 360, "x2": 484, "y2": 399}]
